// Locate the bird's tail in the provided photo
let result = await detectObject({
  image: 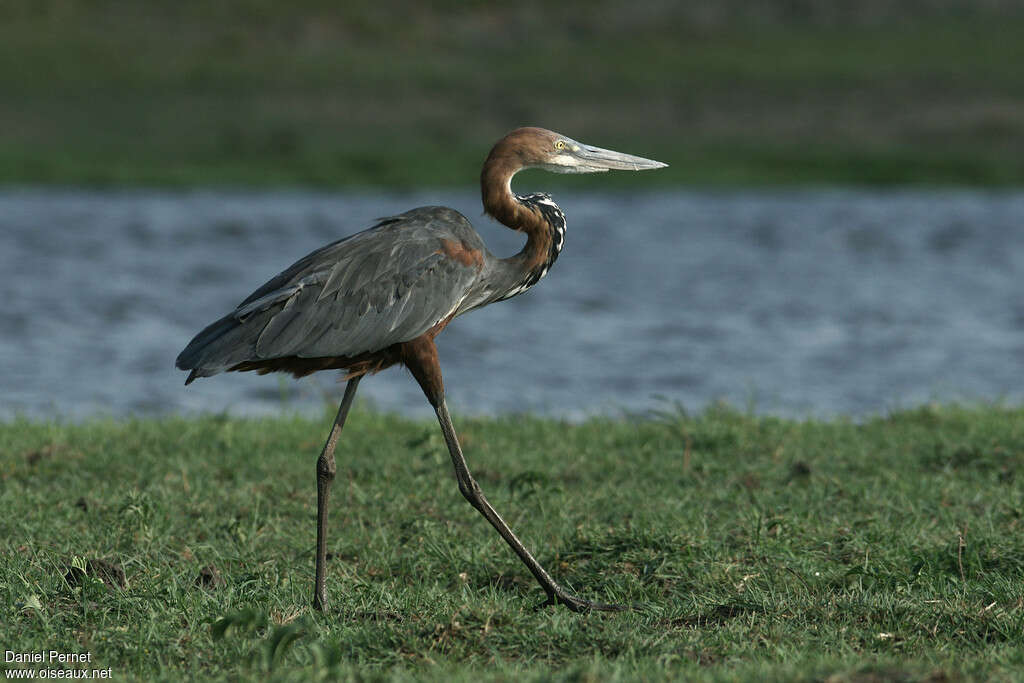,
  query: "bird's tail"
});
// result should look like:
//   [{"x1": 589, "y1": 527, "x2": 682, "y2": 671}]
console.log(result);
[{"x1": 175, "y1": 313, "x2": 250, "y2": 384}]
